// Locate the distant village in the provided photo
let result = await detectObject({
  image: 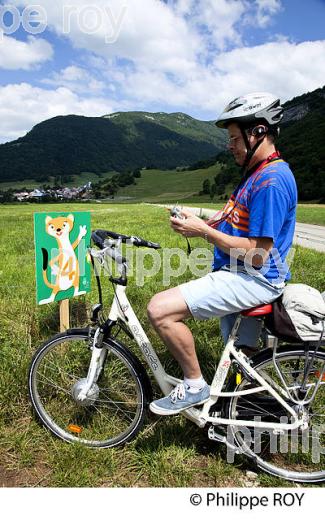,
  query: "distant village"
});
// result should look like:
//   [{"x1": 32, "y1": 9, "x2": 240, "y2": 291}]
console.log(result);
[{"x1": 12, "y1": 182, "x2": 93, "y2": 202}]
